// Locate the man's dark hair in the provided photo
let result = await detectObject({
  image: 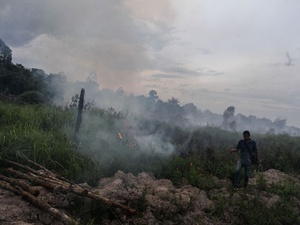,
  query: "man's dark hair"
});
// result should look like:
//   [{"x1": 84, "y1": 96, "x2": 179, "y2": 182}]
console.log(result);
[{"x1": 243, "y1": 130, "x2": 250, "y2": 136}]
